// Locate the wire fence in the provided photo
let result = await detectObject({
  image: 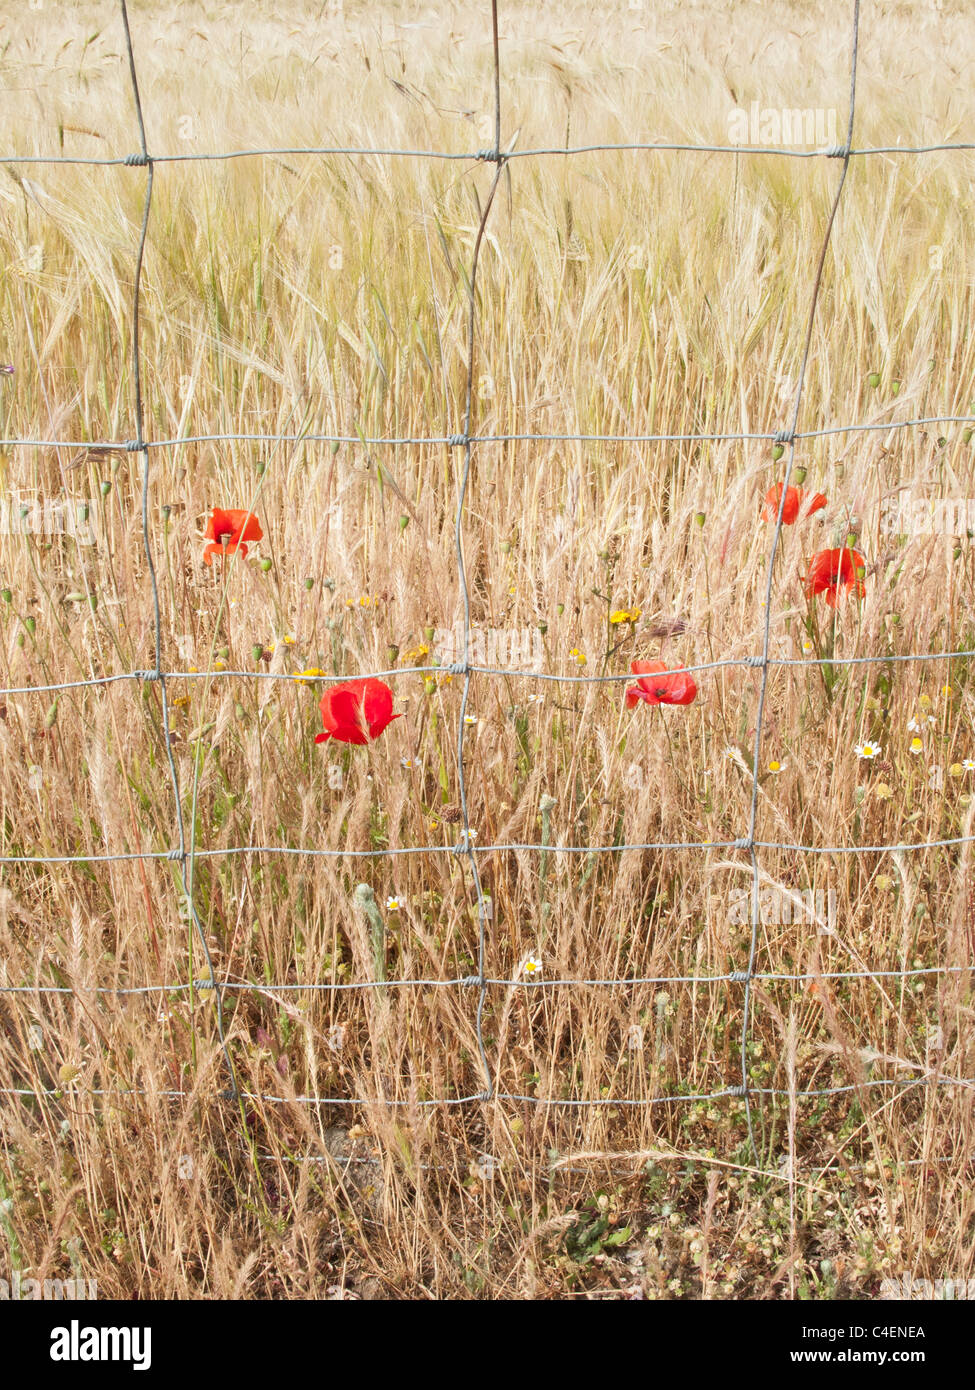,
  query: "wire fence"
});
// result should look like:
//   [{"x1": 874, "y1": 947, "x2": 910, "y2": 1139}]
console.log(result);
[{"x1": 1, "y1": 0, "x2": 973, "y2": 1171}]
